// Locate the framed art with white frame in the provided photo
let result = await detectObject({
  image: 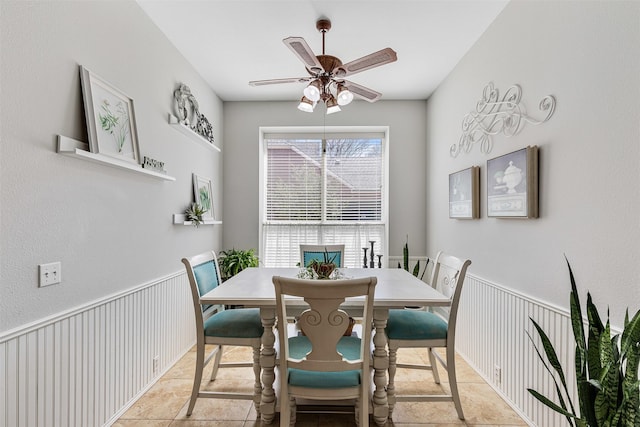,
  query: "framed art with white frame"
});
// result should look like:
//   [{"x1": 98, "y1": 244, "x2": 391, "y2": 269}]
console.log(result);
[
  {"x1": 79, "y1": 65, "x2": 140, "y2": 164},
  {"x1": 449, "y1": 166, "x2": 480, "y2": 219},
  {"x1": 193, "y1": 173, "x2": 214, "y2": 220},
  {"x1": 486, "y1": 145, "x2": 538, "y2": 218}
]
